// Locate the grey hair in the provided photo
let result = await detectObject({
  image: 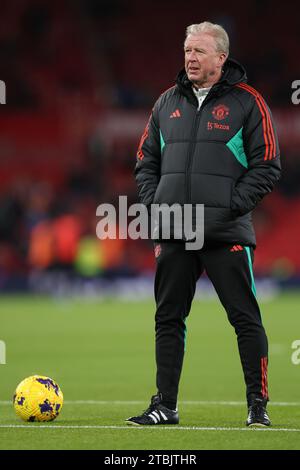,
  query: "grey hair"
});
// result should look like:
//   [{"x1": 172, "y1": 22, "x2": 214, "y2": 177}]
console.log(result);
[{"x1": 185, "y1": 22, "x2": 229, "y2": 55}]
